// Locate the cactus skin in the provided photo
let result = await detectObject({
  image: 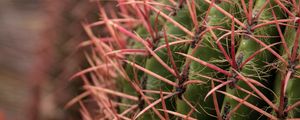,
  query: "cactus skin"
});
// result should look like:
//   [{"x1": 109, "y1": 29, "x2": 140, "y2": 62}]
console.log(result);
[
  {"x1": 176, "y1": 1, "x2": 240, "y2": 119},
  {"x1": 274, "y1": 16, "x2": 300, "y2": 118},
  {"x1": 220, "y1": 0, "x2": 285, "y2": 119},
  {"x1": 80, "y1": 0, "x2": 300, "y2": 120},
  {"x1": 138, "y1": 3, "x2": 201, "y2": 119},
  {"x1": 118, "y1": 26, "x2": 150, "y2": 113},
  {"x1": 285, "y1": 69, "x2": 300, "y2": 118}
]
